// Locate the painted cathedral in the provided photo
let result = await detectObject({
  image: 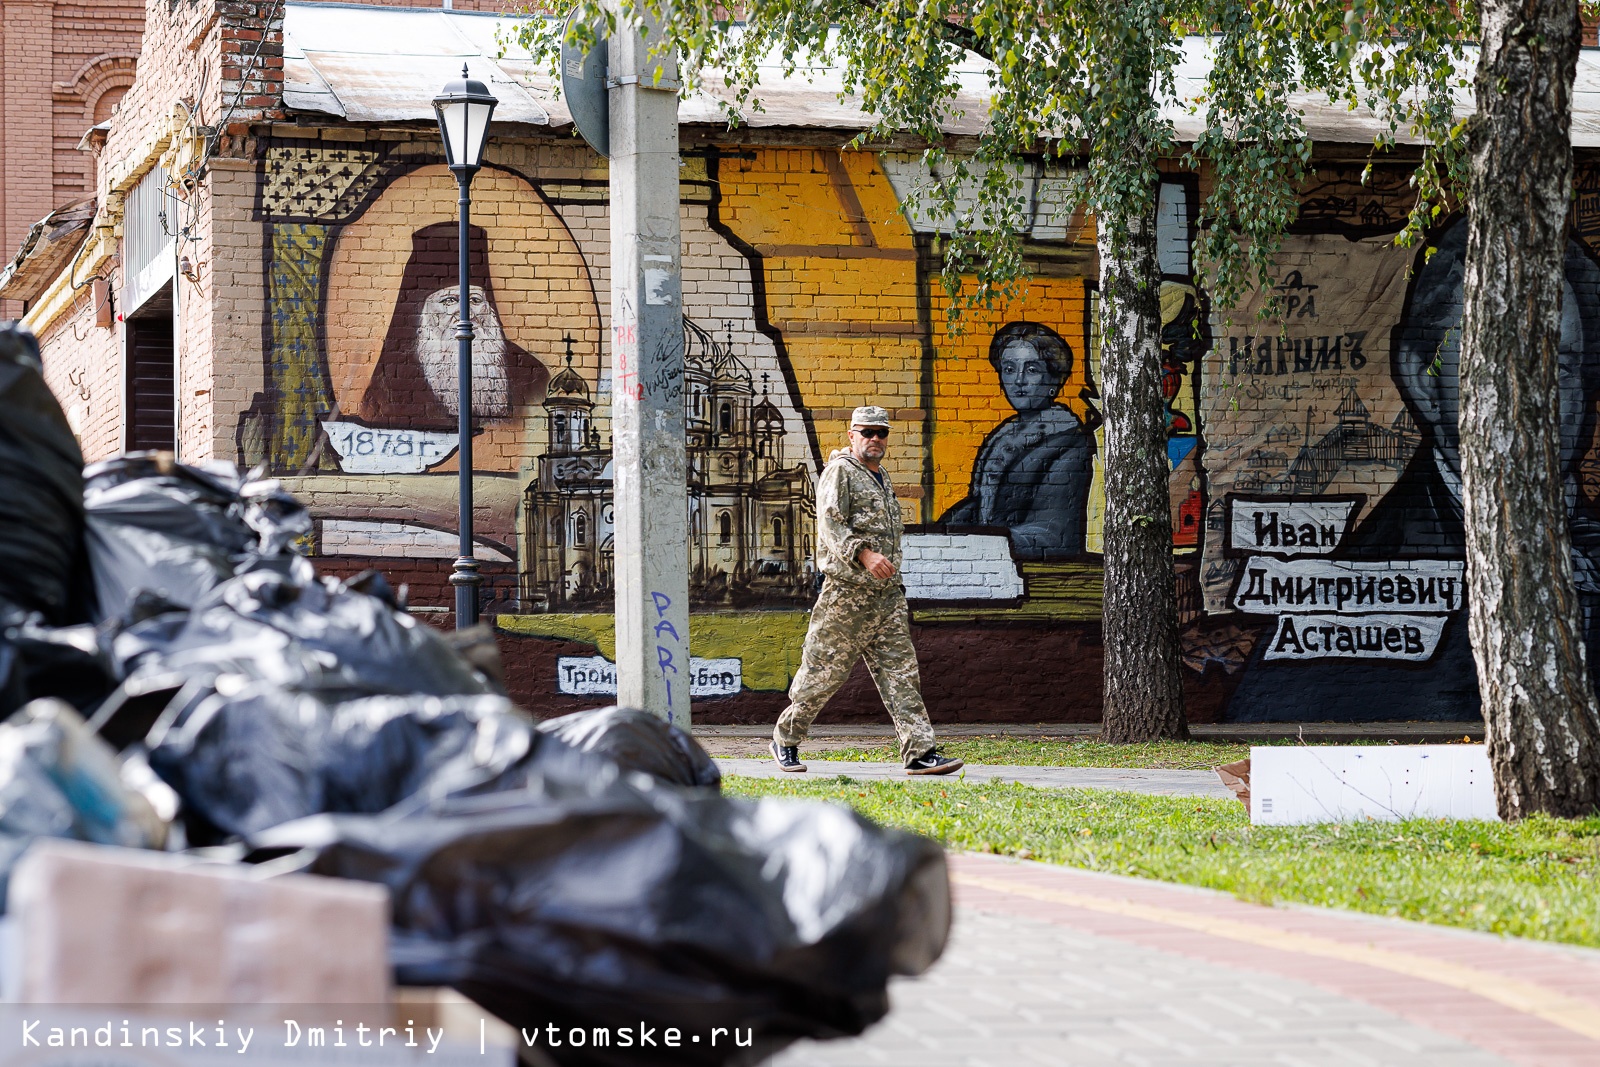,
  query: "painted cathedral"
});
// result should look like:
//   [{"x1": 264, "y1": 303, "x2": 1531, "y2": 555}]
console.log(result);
[{"x1": 521, "y1": 319, "x2": 816, "y2": 610}]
